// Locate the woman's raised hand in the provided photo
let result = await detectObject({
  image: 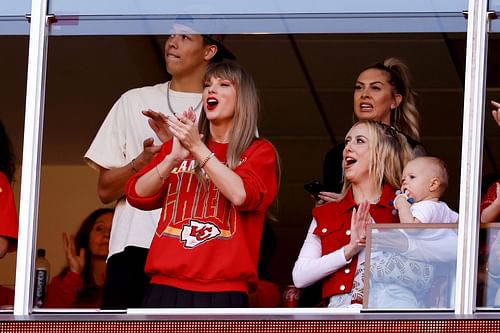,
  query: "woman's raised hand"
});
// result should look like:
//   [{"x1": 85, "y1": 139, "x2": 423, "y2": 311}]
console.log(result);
[
  {"x1": 351, "y1": 201, "x2": 371, "y2": 246},
  {"x1": 166, "y1": 108, "x2": 199, "y2": 160},
  {"x1": 343, "y1": 201, "x2": 371, "y2": 260},
  {"x1": 167, "y1": 108, "x2": 201, "y2": 151},
  {"x1": 62, "y1": 232, "x2": 85, "y2": 275}
]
